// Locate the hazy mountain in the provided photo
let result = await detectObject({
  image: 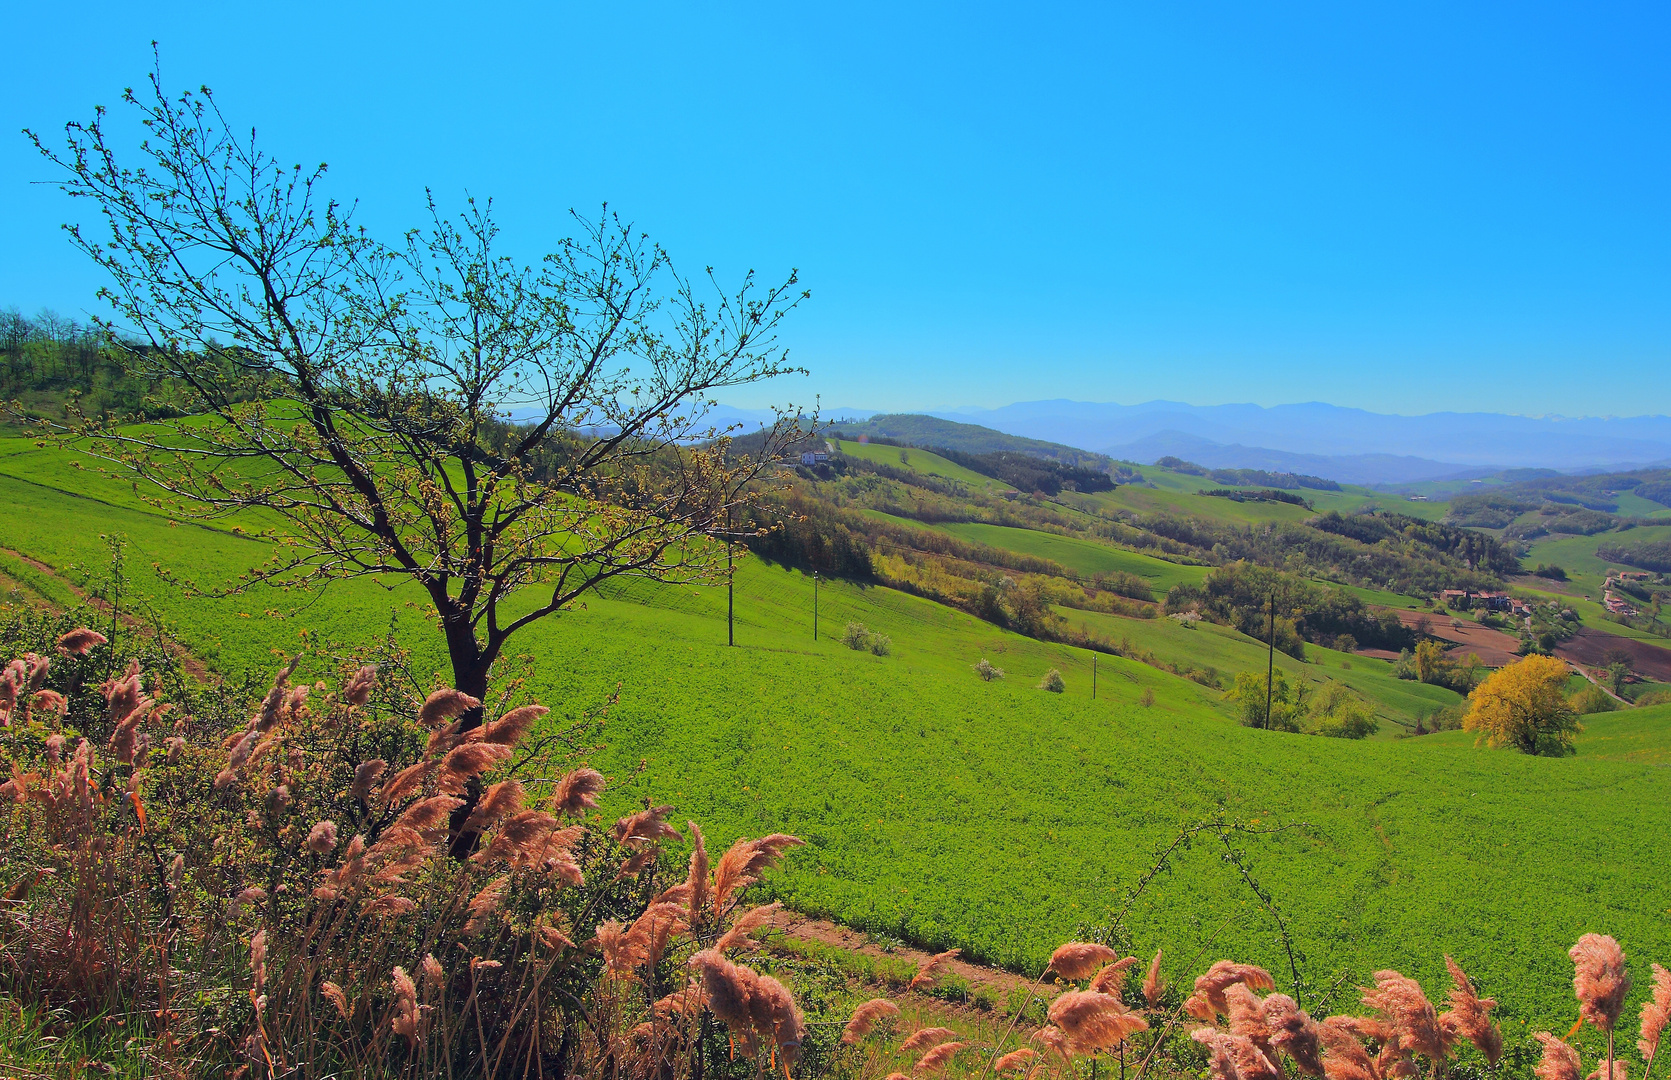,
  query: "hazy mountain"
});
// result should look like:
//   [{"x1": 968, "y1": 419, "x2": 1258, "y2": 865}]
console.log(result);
[
  {"x1": 1102, "y1": 430, "x2": 1485, "y2": 486},
  {"x1": 938, "y1": 400, "x2": 1671, "y2": 472}
]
